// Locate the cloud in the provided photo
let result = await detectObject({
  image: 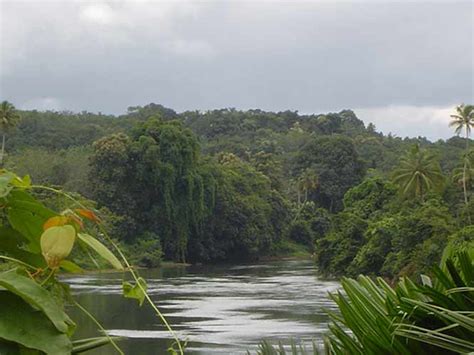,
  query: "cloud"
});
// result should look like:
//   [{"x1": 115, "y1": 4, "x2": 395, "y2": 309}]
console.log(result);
[
  {"x1": 79, "y1": 3, "x2": 116, "y2": 25},
  {"x1": 355, "y1": 105, "x2": 457, "y2": 140},
  {"x1": 20, "y1": 97, "x2": 62, "y2": 111},
  {"x1": 0, "y1": 0, "x2": 472, "y2": 140},
  {"x1": 164, "y1": 39, "x2": 216, "y2": 58}
]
